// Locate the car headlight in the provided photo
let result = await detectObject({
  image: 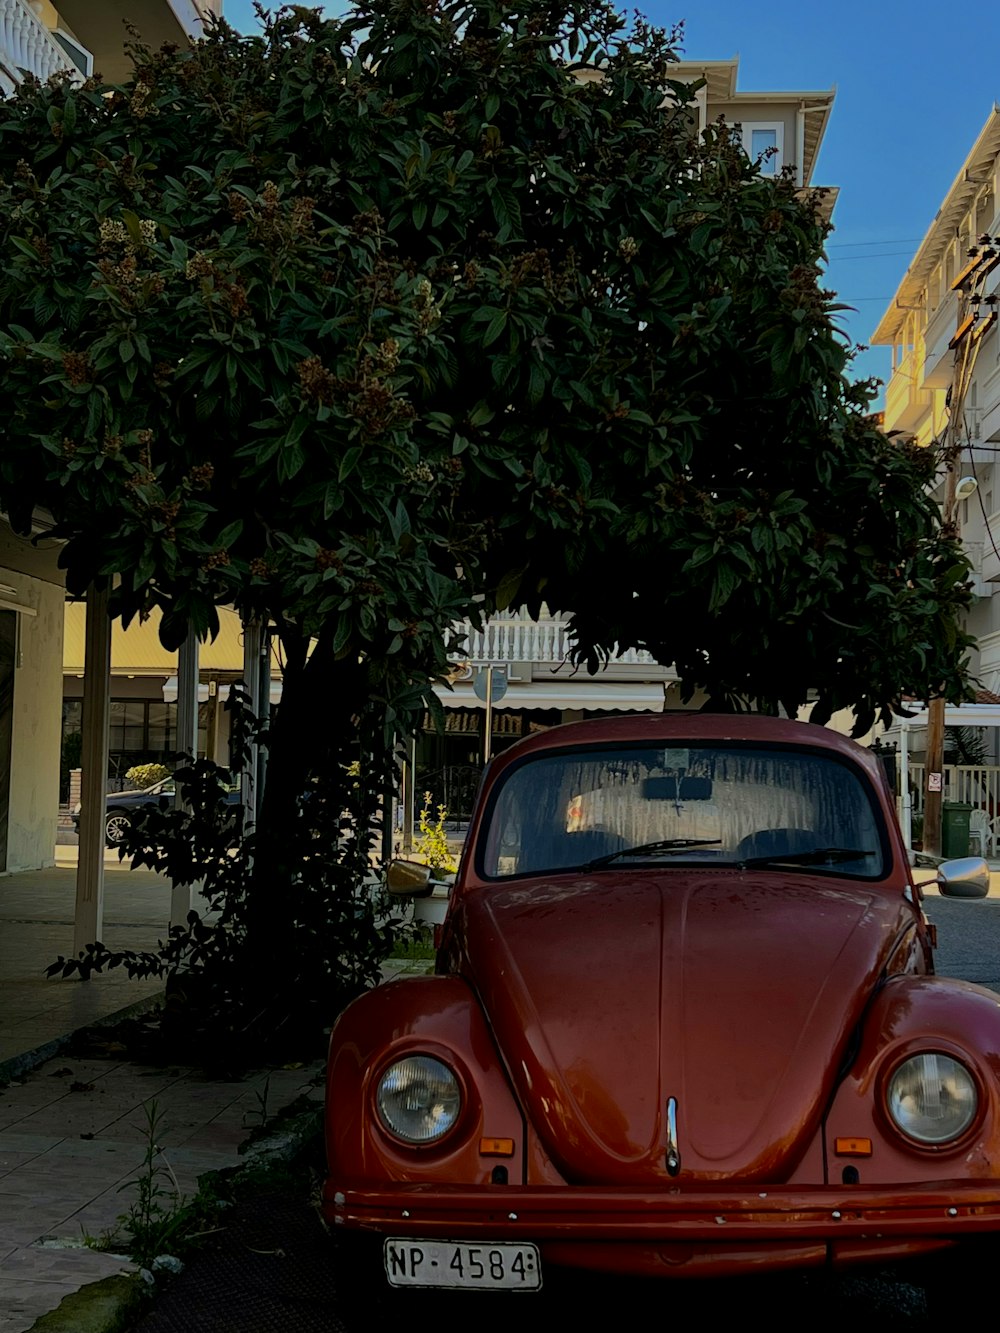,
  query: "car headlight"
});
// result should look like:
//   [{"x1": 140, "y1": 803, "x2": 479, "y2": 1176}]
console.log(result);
[
  {"x1": 376, "y1": 1055, "x2": 462, "y2": 1144},
  {"x1": 885, "y1": 1053, "x2": 978, "y2": 1145}
]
